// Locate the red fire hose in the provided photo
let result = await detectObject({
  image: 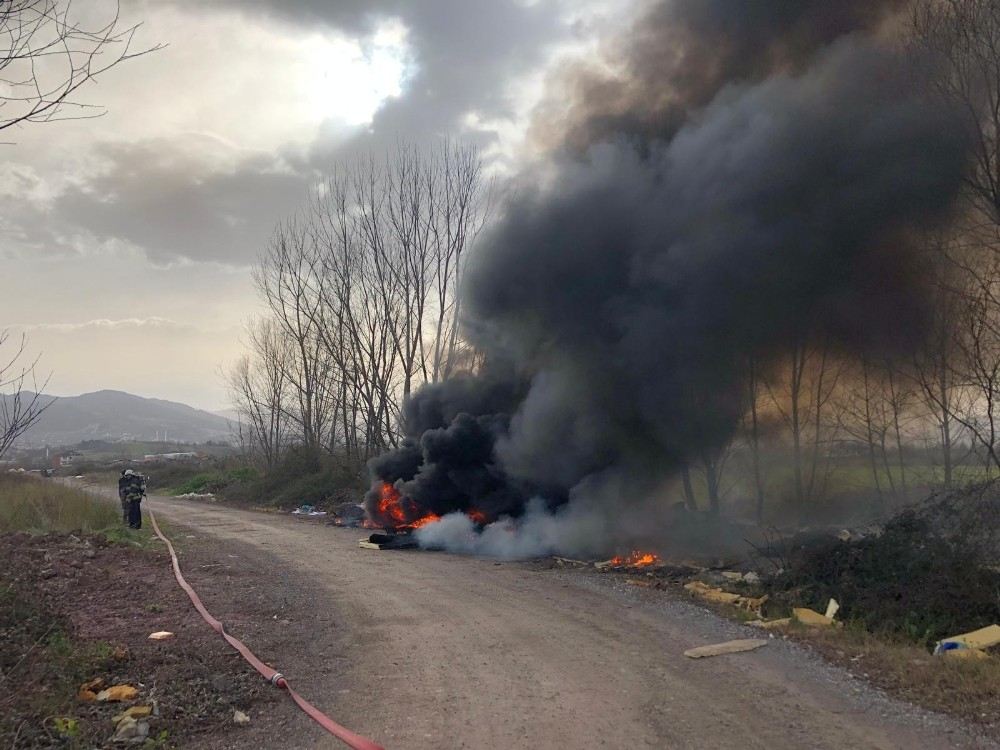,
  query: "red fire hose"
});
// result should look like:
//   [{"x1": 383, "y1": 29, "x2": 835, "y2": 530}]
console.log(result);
[{"x1": 147, "y1": 506, "x2": 385, "y2": 750}]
